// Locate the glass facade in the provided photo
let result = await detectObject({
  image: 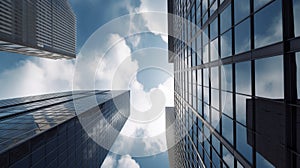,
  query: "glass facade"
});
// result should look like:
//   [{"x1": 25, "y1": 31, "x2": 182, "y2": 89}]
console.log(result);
[
  {"x1": 0, "y1": 0, "x2": 76, "y2": 59},
  {"x1": 168, "y1": 0, "x2": 300, "y2": 168},
  {"x1": 0, "y1": 91, "x2": 129, "y2": 167}
]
